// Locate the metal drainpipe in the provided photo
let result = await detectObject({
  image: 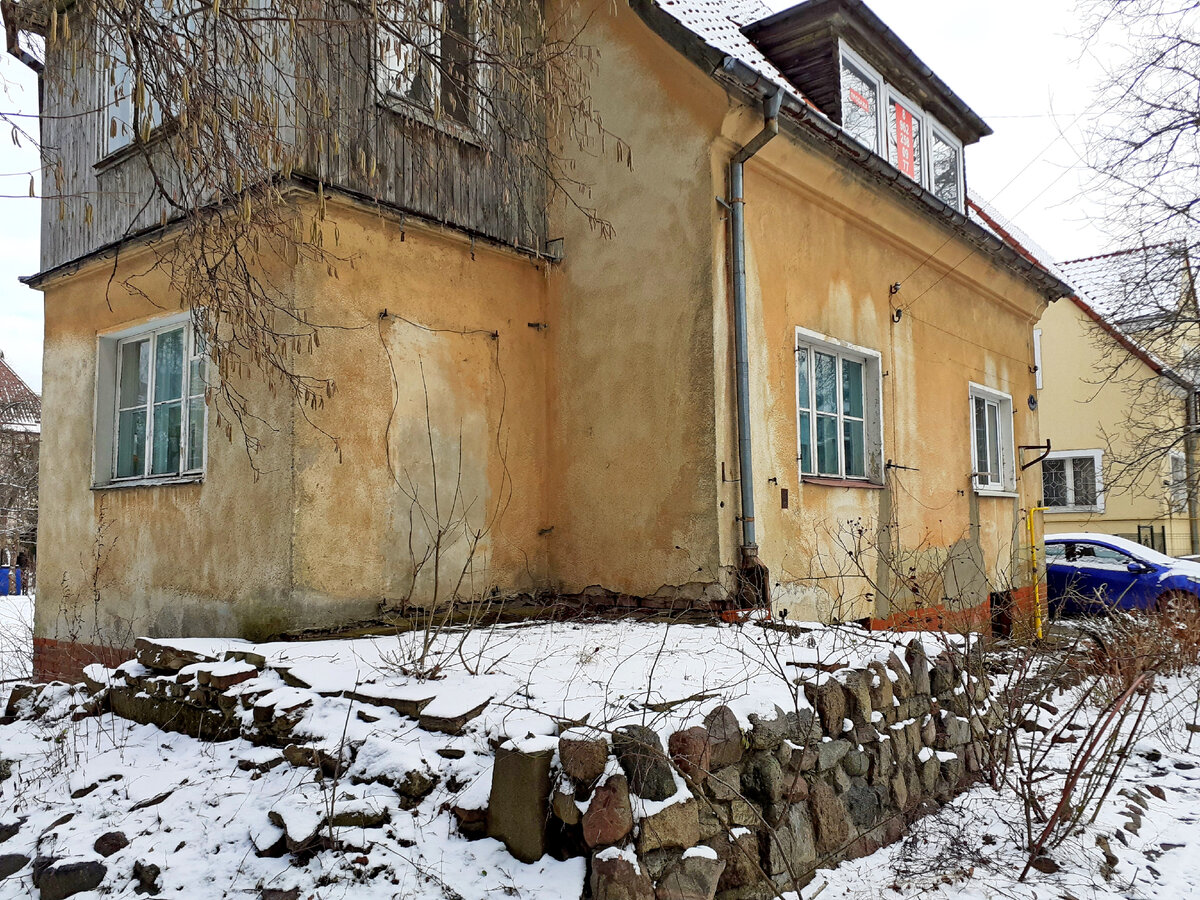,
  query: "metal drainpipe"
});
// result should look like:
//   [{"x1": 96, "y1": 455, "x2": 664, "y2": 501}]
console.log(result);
[{"x1": 728, "y1": 86, "x2": 783, "y2": 596}]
